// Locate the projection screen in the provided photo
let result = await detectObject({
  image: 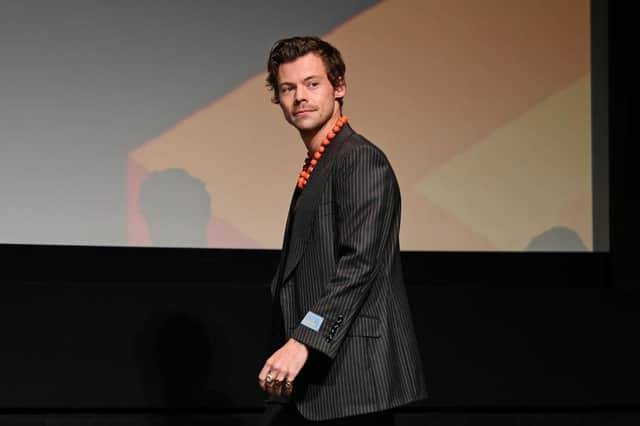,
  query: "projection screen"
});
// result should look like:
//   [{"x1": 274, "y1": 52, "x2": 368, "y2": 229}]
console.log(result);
[{"x1": 0, "y1": 0, "x2": 598, "y2": 251}]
